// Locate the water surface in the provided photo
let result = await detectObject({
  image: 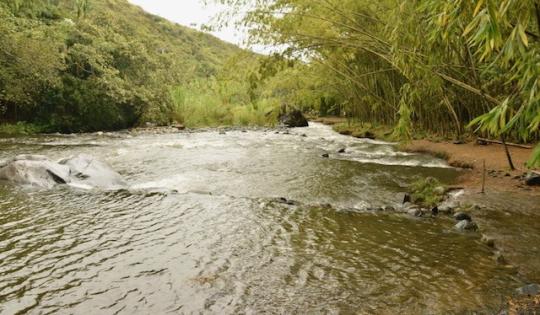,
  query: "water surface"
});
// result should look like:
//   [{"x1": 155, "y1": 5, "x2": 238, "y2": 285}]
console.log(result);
[{"x1": 0, "y1": 123, "x2": 529, "y2": 314}]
